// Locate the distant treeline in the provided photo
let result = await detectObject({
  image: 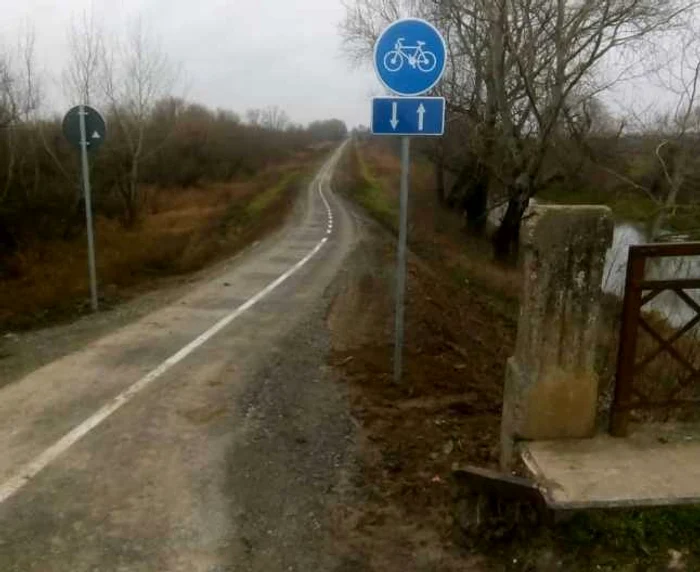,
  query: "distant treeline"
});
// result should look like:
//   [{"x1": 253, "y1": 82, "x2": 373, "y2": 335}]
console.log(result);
[{"x1": 0, "y1": 98, "x2": 347, "y2": 256}]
